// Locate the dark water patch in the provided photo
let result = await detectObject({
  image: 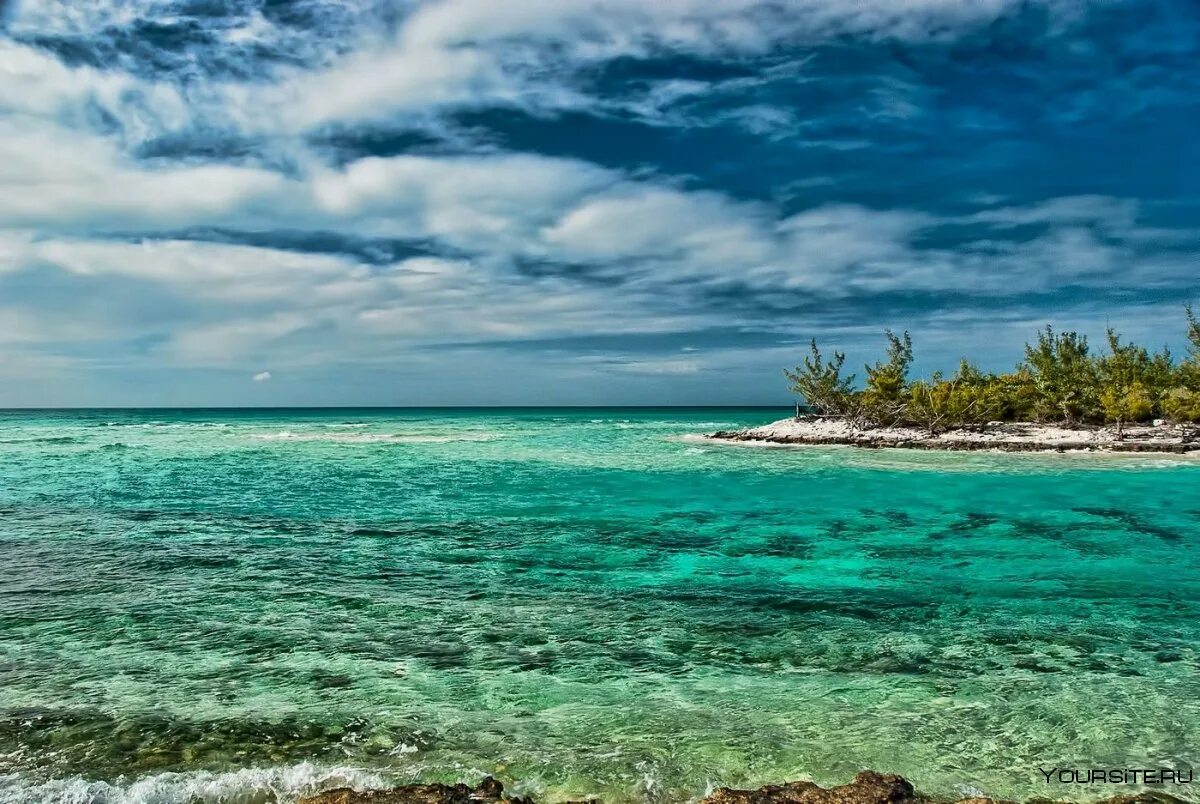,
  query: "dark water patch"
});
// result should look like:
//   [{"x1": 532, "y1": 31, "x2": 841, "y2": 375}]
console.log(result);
[
  {"x1": 1008, "y1": 517, "x2": 1097, "y2": 542},
  {"x1": 927, "y1": 512, "x2": 1003, "y2": 541},
  {"x1": 0, "y1": 709, "x2": 437, "y2": 779},
  {"x1": 438, "y1": 551, "x2": 488, "y2": 566},
  {"x1": 652, "y1": 510, "x2": 720, "y2": 525},
  {"x1": 406, "y1": 641, "x2": 474, "y2": 669},
  {"x1": 863, "y1": 543, "x2": 943, "y2": 561},
  {"x1": 860, "y1": 508, "x2": 917, "y2": 529},
  {"x1": 752, "y1": 534, "x2": 814, "y2": 559},
  {"x1": 133, "y1": 552, "x2": 240, "y2": 571},
  {"x1": 310, "y1": 670, "x2": 354, "y2": 690},
  {"x1": 1013, "y1": 657, "x2": 1064, "y2": 673},
  {"x1": 950, "y1": 512, "x2": 1001, "y2": 533},
  {"x1": 346, "y1": 526, "x2": 413, "y2": 538},
  {"x1": 1074, "y1": 507, "x2": 1183, "y2": 542},
  {"x1": 0, "y1": 435, "x2": 80, "y2": 445},
  {"x1": 752, "y1": 597, "x2": 900, "y2": 620},
  {"x1": 822, "y1": 518, "x2": 875, "y2": 541}
]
